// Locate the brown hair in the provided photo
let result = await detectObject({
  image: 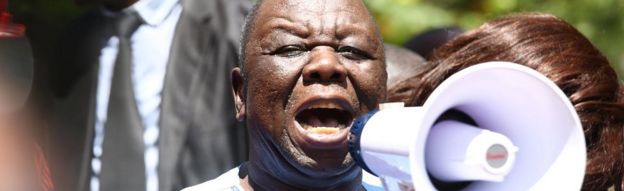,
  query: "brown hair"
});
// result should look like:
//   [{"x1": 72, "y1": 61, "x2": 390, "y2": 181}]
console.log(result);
[{"x1": 389, "y1": 13, "x2": 624, "y2": 190}]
